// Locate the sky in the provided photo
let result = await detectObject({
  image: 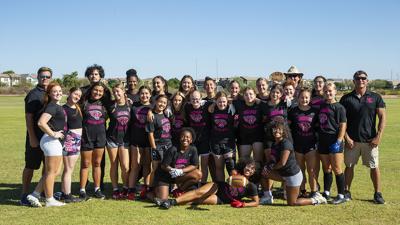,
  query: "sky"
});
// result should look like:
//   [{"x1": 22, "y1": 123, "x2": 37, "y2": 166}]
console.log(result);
[{"x1": 1, "y1": 0, "x2": 399, "y2": 80}]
